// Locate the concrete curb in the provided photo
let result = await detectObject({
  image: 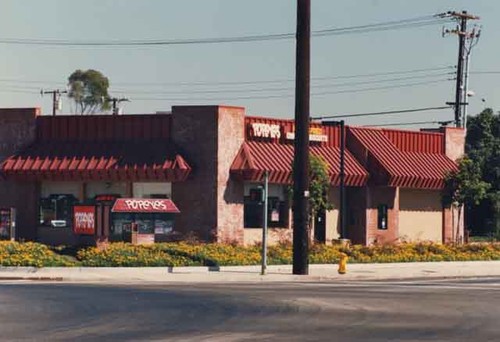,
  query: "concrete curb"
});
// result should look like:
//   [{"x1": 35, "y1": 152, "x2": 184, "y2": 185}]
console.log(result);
[{"x1": 1, "y1": 261, "x2": 499, "y2": 283}]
